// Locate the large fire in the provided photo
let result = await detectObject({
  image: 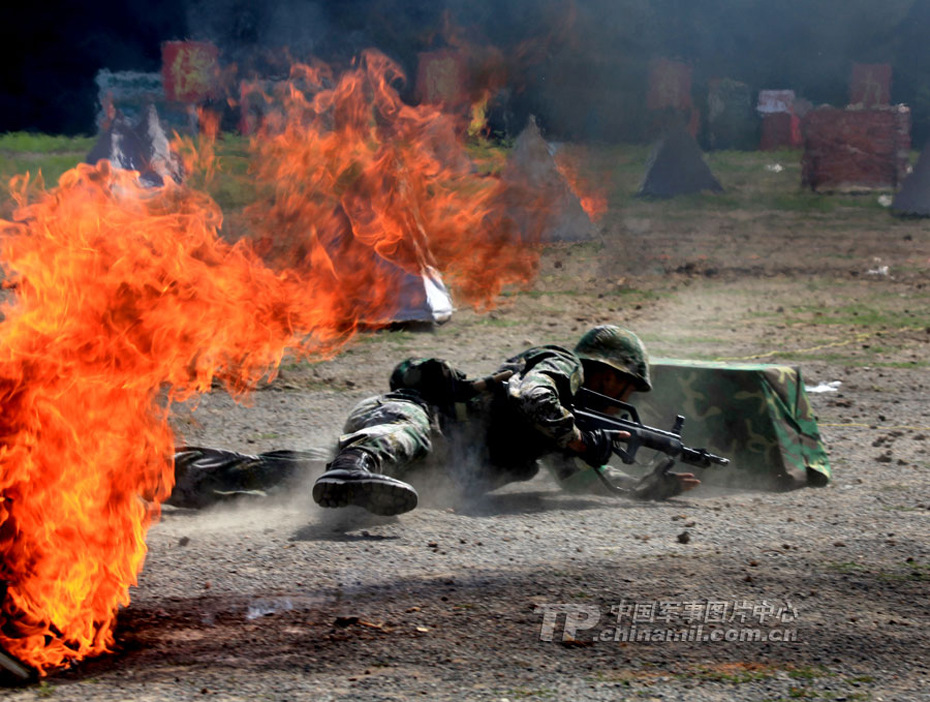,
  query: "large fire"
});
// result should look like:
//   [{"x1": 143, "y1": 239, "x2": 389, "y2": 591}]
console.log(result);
[
  {"x1": 0, "y1": 50, "x2": 552, "y2": 673},
  {"x1": 240, "y1": 50, "x2": 541, "y2": 308}
]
